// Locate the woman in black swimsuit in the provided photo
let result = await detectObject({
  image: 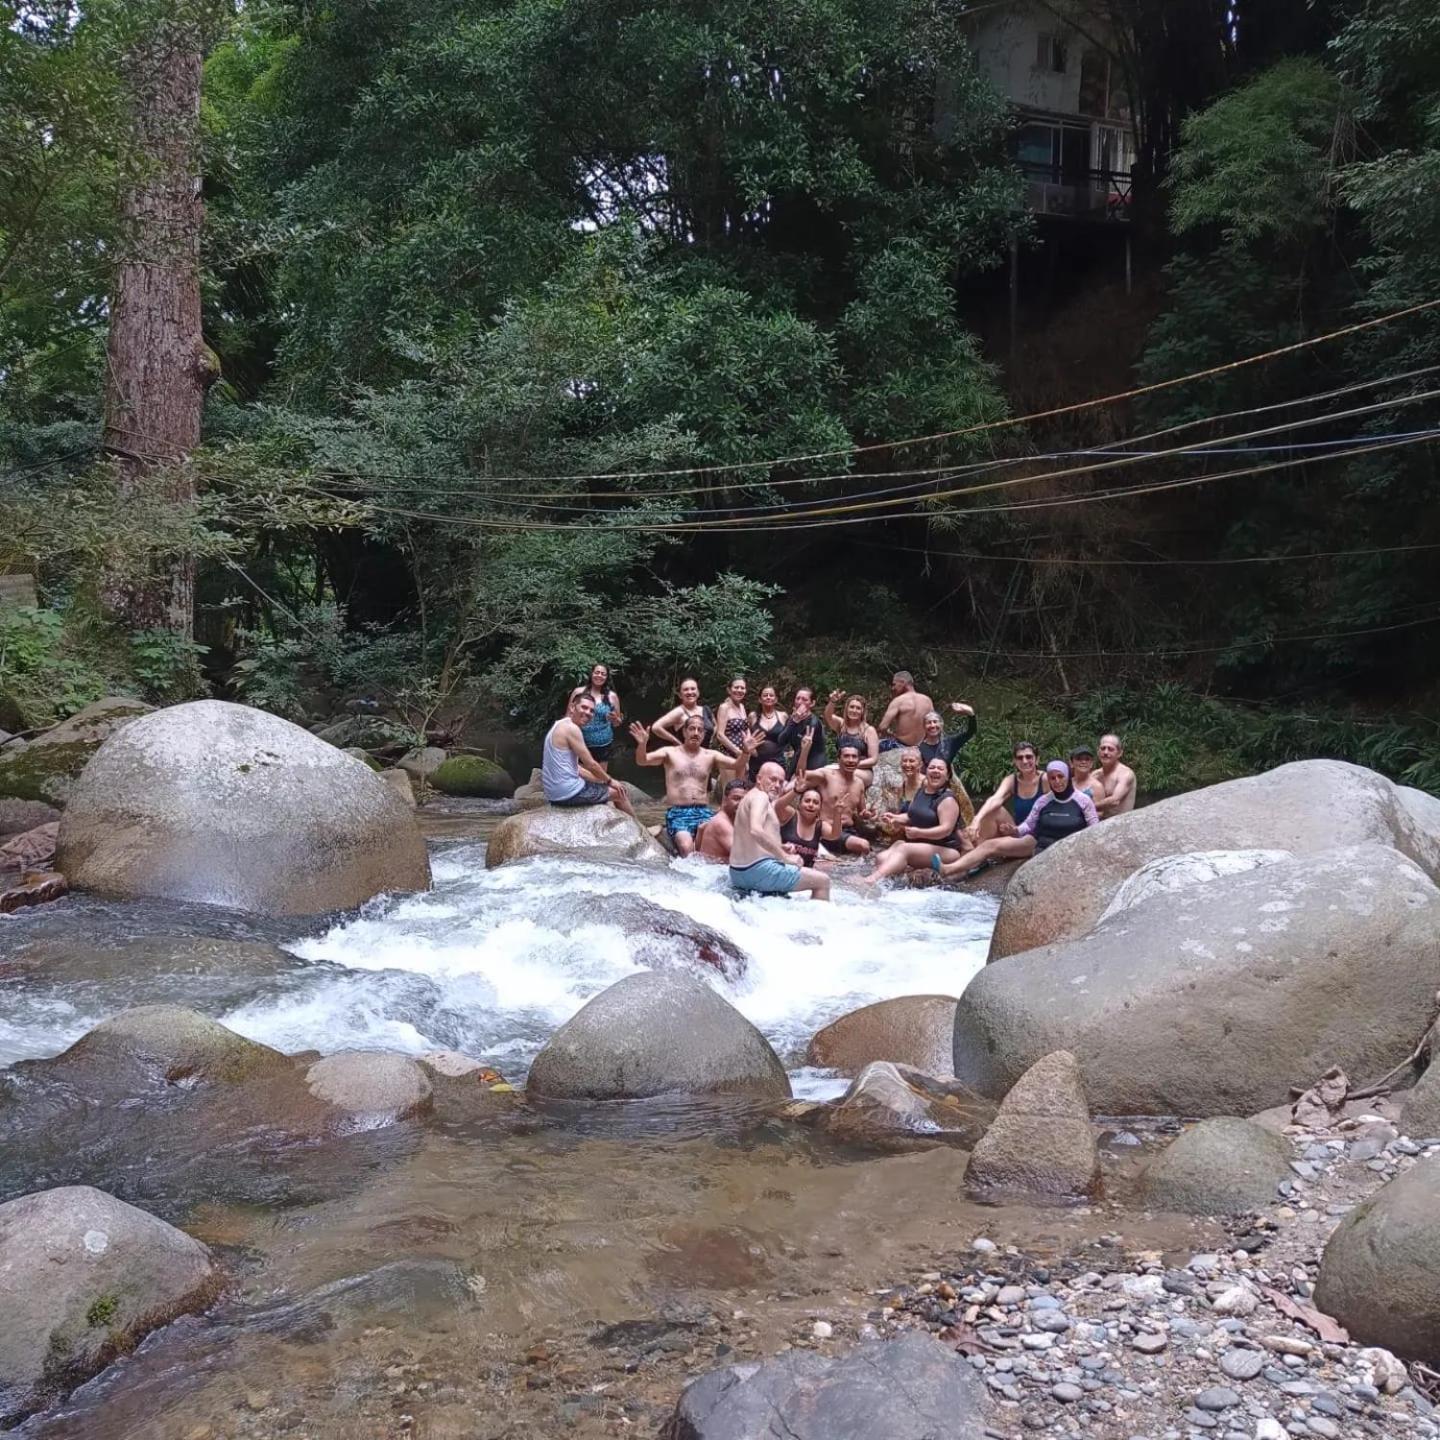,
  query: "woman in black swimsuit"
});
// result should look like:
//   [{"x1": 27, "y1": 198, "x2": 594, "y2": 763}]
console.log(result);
[
  {"x1": 713, "y1": 676, "x2": 751, "y2": 759},
  {"x1": 776, "y1": 783, "x2": 825, "y2": 866},
  {"x1": 748, "y1": 685, "x2": 788, "y2": 780},
  {"x1": 859, "y1": 757, "x2": 969, "y2": 886}
]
